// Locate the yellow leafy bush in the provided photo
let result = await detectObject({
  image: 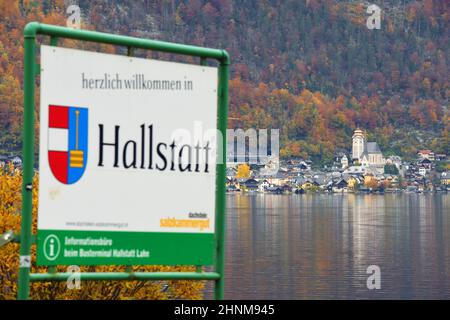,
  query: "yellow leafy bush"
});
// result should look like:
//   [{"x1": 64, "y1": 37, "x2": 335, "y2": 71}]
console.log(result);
[{"x1": 0, "y1": 164, "x2": 205, "y2": 300}]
